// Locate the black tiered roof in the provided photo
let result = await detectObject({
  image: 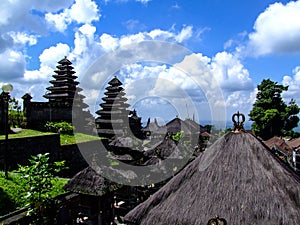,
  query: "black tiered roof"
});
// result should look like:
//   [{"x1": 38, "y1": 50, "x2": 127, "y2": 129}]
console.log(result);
[
  {"x1": 44, "y1": 56, "x2": 80, "y2": 103},
  {"x1": 95, "y1": 76, "x2": 130, "y2": 139}
]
